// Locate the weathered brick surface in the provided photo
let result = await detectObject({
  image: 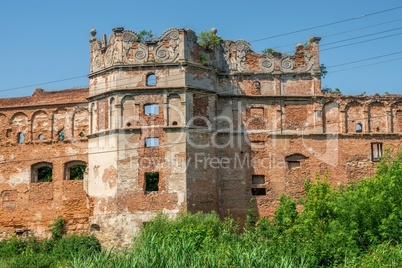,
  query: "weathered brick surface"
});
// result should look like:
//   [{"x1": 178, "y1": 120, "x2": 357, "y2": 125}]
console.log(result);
[
  {"x1": 0, "y1": 88, "x2": 89, "y2": 239},
  {"x1": 0, "y1": 28, "x2": 401, "y2": 247}
]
